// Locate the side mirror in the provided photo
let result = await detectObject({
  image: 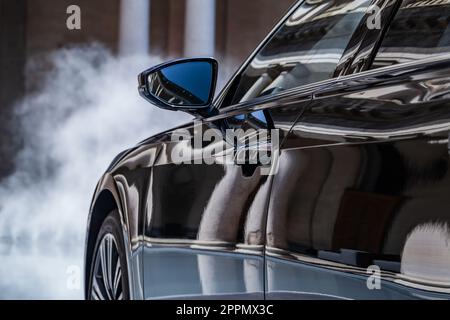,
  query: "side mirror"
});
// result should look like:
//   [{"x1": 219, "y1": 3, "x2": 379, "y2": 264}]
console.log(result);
[{"x1": 138, "y1": 58, "x2": 218, "y2": 116}]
